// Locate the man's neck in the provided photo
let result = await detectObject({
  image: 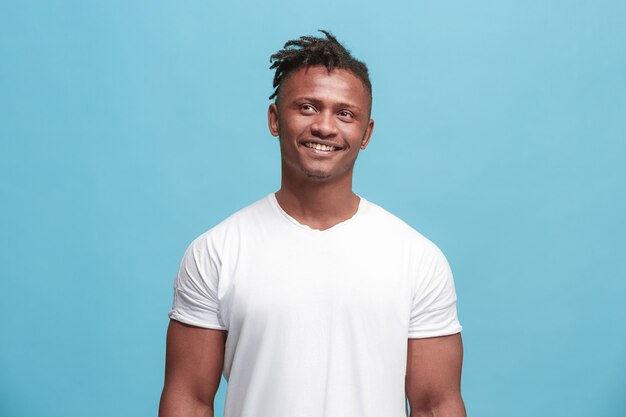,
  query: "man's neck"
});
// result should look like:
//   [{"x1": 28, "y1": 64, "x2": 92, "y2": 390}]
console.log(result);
[{"x1": 275, "y1": 176, "x2": 360, "y2": 231}]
